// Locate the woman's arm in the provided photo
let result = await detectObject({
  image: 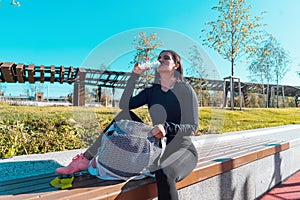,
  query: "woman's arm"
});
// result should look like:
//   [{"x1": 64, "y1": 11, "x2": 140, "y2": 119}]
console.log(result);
[
  {"x1": 164, "y1": 83, "x2": 199, "y2": 137},
  {"x1": 119, "y1": 72, "x2": 149, "y2": 110}
]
